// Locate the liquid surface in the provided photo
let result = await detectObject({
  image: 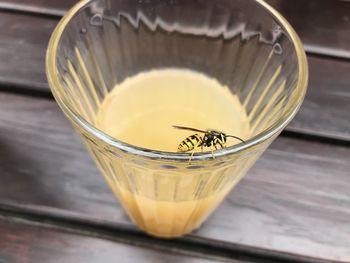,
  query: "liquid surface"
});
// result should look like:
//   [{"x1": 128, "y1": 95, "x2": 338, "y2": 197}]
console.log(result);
[{"x1": 96, "y1": 69, "x2": 251, "y2": 152}]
